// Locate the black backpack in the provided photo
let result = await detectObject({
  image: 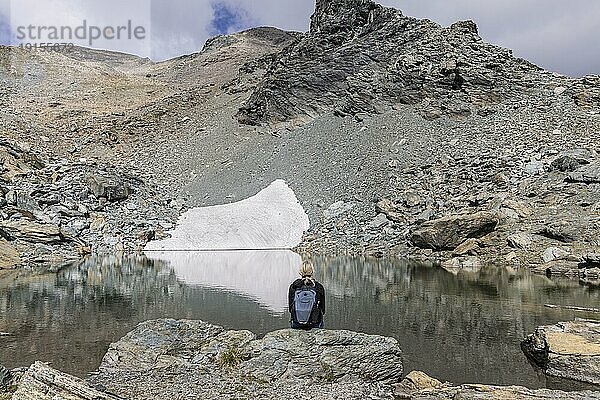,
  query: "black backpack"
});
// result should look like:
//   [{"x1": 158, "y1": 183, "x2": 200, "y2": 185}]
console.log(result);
[{"x1": 293, "y1": 284, "x2": 319, "y2": 326}]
